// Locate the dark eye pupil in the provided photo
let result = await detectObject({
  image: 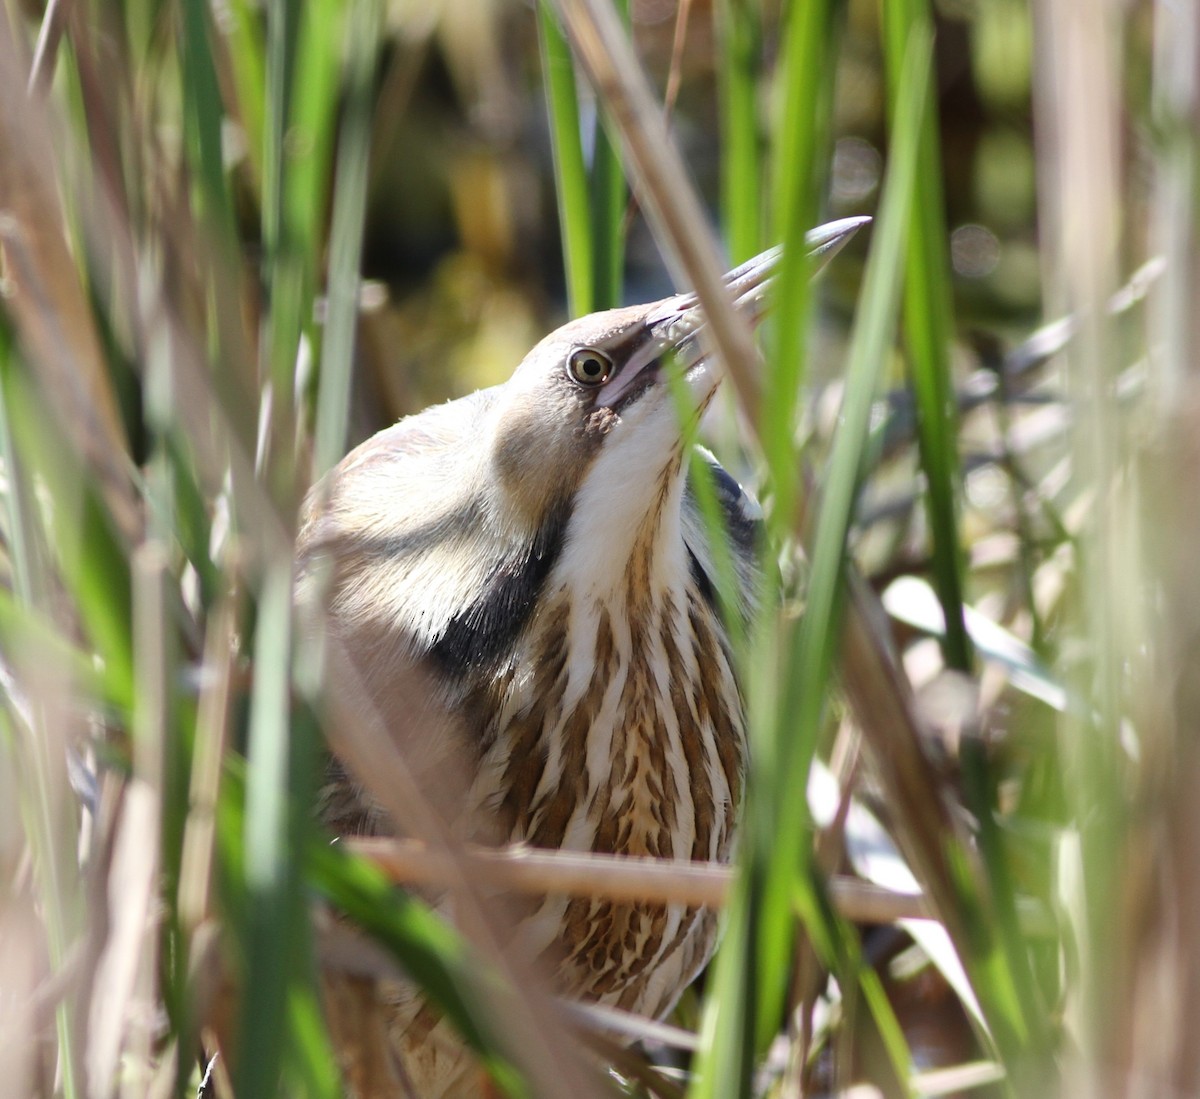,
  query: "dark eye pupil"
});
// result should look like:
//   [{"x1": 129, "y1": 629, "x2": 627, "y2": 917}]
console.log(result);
[{"x1": 568, "y1": 348, "x2": 612, "y2": 386}]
